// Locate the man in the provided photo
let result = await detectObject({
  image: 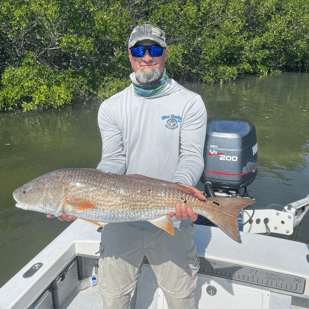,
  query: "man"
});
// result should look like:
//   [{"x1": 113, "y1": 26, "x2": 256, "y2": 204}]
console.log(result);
[{"x1": 50, "y1": 24, "x2": 207, "y2": 308}]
